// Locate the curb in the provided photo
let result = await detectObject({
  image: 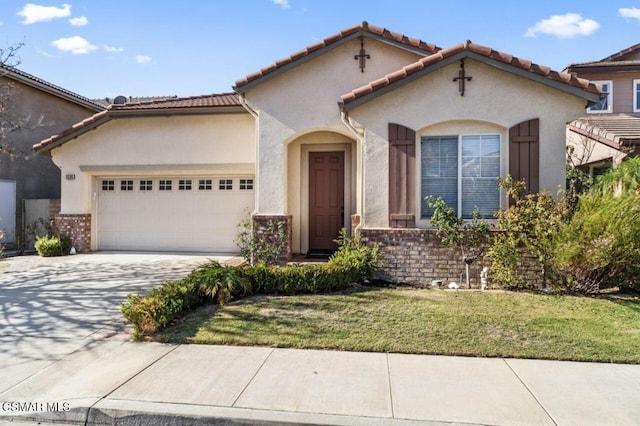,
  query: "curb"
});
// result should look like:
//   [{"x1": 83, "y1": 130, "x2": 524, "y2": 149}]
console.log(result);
[{"x1": 2, "y1": 399, "x2": 473, "y2": 426}]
